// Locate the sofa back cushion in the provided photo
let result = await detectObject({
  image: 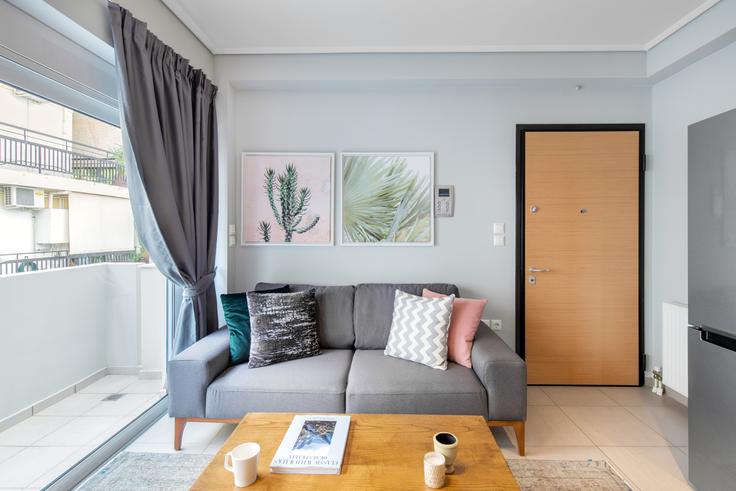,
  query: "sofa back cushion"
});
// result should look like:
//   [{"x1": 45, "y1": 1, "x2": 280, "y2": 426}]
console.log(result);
[
  {"x1": 354, "y1": 283, "x2": 460, "y2": 349},
  {"x1": 256, "y1": 283, "x2": 355, "y2": 349}
]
